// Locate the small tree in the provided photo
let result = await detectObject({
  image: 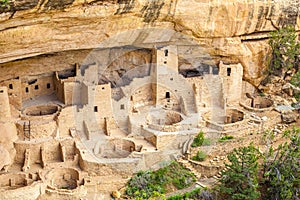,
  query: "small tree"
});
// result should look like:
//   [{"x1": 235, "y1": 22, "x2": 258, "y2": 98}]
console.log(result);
[
  {"x1": 217, "y1": 145, "x2": 261, "y2": 200},
  {"x1": 263, "y1": 127, "x2": 300, "y2": 200},
  {"x1": 192, "y1": 131, "x2": 204, "y2": 147},
  {"x1": 268, "y1": 25, "x2": 300, "y2": 75}
]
